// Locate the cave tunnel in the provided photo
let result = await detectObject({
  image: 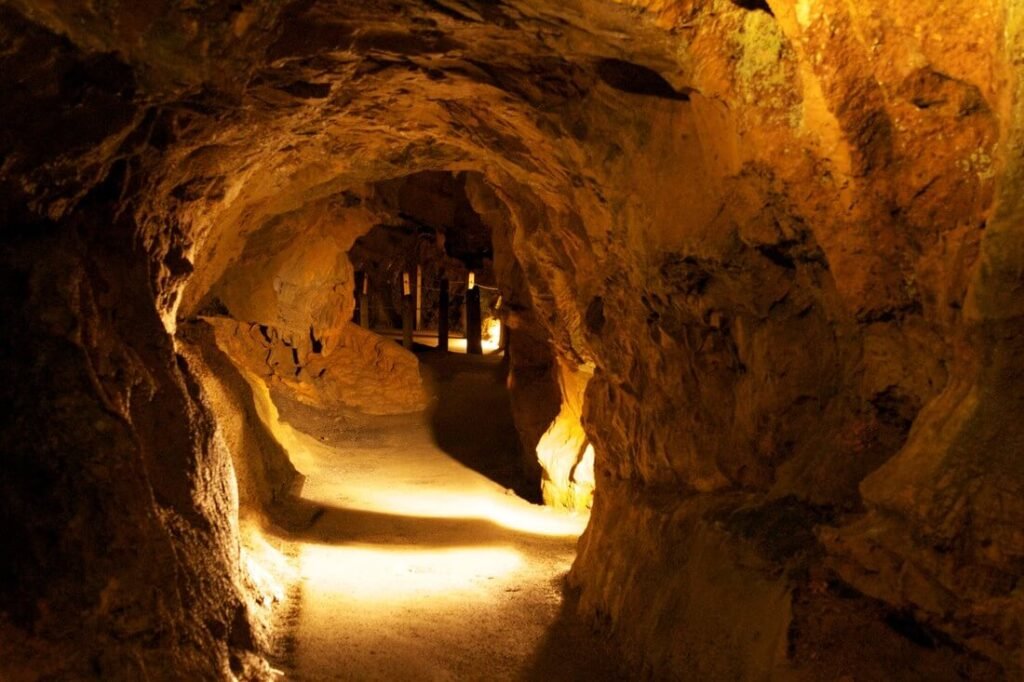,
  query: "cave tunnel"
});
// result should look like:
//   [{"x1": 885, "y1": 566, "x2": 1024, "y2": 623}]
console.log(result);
[
  {"x1": 1, "y1": 1, "x2": 1023, "y2": 680},
  {"x1": 347, "y1": 170, "x2": 507, "y2": 354}
]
